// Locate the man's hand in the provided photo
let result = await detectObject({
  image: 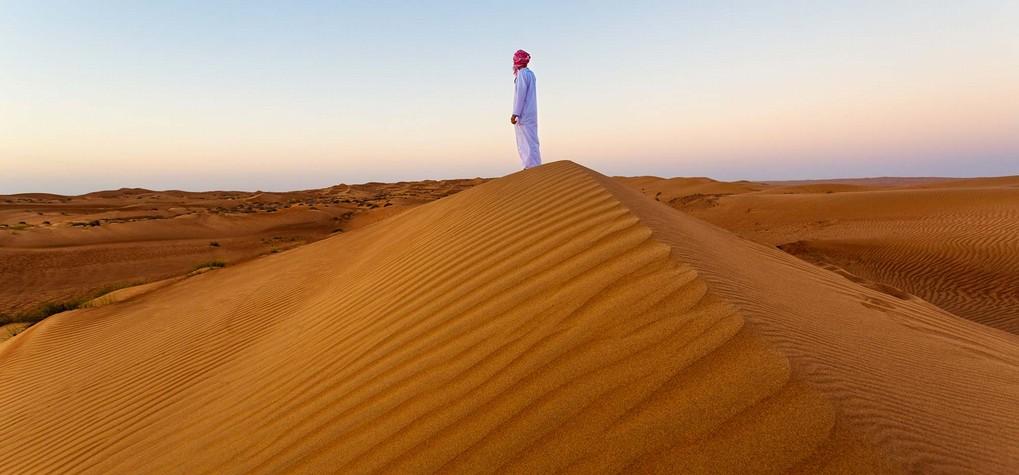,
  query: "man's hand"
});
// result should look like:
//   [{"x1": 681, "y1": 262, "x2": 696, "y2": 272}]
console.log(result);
[{"x1": 510, "y1": 114, "x2": 518, "y2": 125}]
